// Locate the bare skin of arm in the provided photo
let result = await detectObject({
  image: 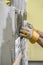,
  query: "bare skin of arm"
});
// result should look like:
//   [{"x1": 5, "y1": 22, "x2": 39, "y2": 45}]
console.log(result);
[
  {"x1": 35, "y1": 30, "x2": 43, "y2": 47},
  {"x1": 37, "y1": 30, "x2": 43, "y2": 38},
  {"x1": 37, "y1": 37, "x2": 43, "y2": 47}
]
